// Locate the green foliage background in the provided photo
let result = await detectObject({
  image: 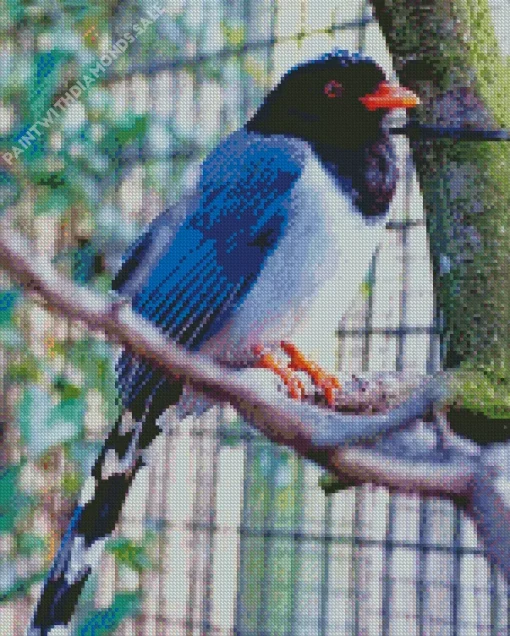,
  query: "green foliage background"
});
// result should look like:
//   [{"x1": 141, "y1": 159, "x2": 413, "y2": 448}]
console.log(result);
[
  {"x1": 0, "y1": 0, "x2": 268, "y2": 627},
  {"x1": 0, "y1": 2, "x2": 394, "y2": 632}
]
